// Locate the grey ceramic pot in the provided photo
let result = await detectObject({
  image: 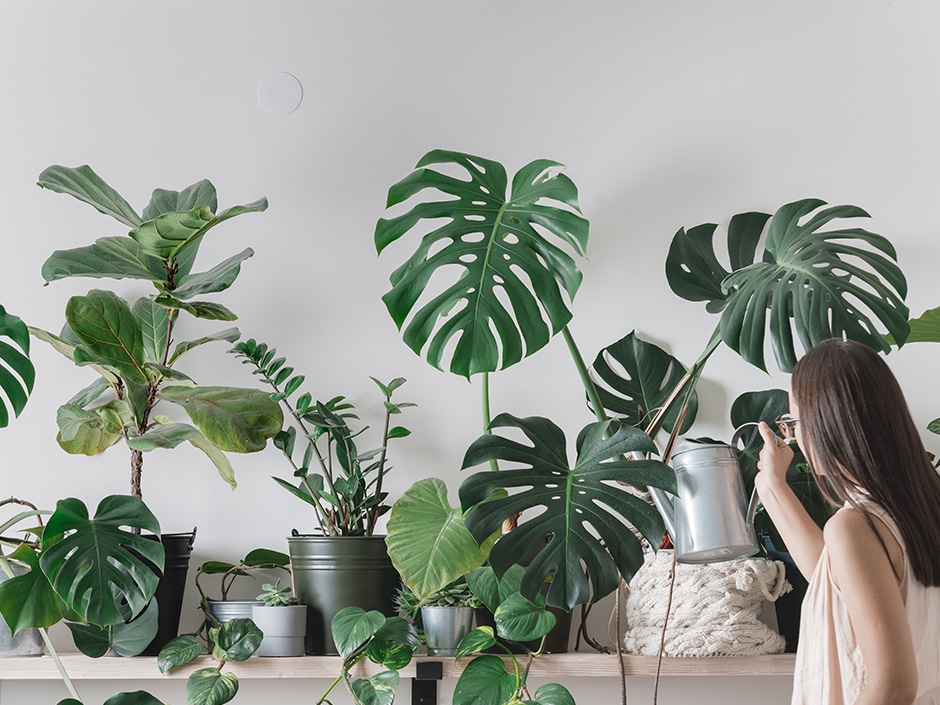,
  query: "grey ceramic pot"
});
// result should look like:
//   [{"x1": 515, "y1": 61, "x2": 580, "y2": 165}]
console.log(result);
[{"x1": 252, "y1": 604, "x2": 307, "y2": 657}]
